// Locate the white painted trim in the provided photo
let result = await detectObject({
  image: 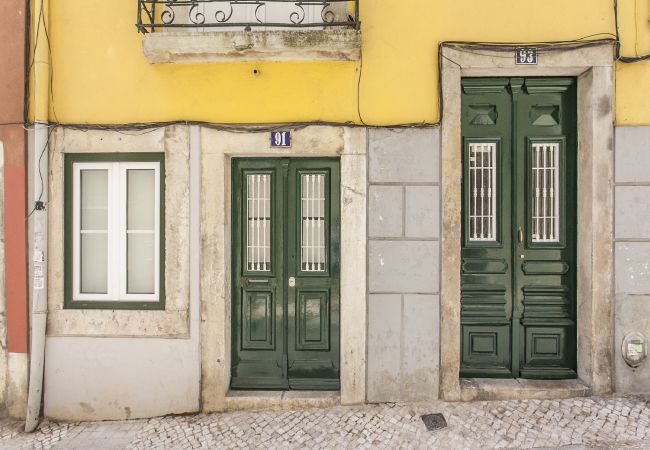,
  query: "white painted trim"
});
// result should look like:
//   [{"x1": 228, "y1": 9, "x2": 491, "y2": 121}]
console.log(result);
[
  {"x1": 72, "y1": 163, "x2": 113, "y2": 302},
  {"x1": 439, "y1": 43, "x2": 615, "y2": 401},
  {"x1": 72, "y1": 161, "x2": 161, "y2": 303}
]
